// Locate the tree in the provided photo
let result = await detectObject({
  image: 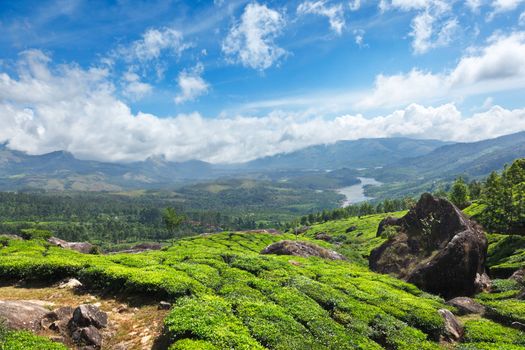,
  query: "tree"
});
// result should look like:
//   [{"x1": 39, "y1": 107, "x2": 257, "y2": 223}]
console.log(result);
[
  {"x1": 449, "y1": 177, "x2": 470, "y2": 209},
  {"x1": 163, "y1": 207, "x2": 185, "y2": 235}
]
